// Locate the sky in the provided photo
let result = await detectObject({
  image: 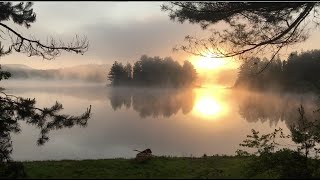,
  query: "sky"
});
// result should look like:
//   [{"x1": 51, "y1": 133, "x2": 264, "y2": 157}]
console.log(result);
[
  {"x1": 1, "y1": 2, "x2": 320, "y2": 70},
  {"x1": 0, "y1": 2, "x2": 203, "y2": 69}
]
